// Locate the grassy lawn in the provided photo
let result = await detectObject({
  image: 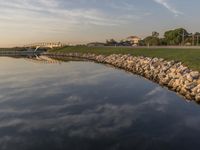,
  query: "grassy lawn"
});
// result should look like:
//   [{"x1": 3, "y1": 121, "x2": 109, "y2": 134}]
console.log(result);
[{"x1": 49, "y1": 46, "x2": 200, "y2": 71}]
